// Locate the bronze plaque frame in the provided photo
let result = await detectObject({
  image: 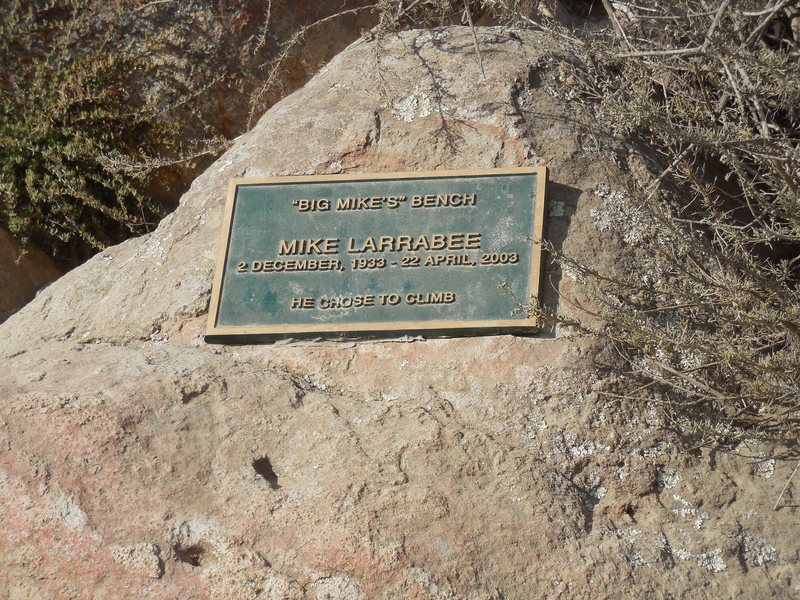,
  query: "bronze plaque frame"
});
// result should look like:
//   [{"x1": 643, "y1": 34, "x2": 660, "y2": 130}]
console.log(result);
[{"x1": 205, "y1": 167, "x2": 547, "y2": 342}]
